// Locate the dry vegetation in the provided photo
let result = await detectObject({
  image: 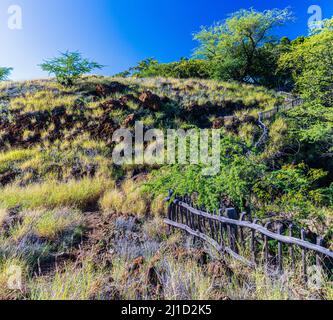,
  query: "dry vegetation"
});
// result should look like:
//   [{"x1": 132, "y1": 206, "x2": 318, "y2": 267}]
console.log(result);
[{"x1": 0, "y1": 76, "x2": 331, "y2": 300}]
